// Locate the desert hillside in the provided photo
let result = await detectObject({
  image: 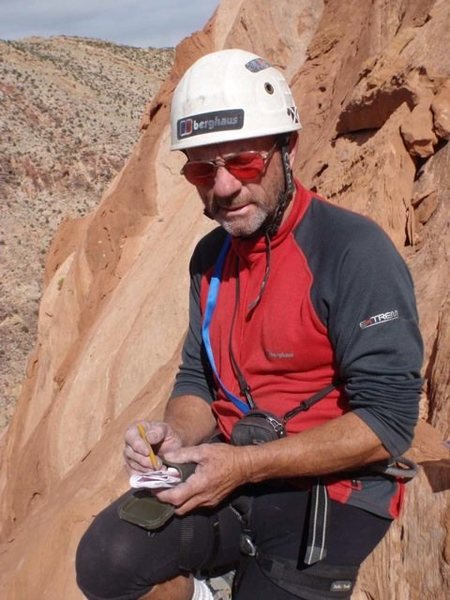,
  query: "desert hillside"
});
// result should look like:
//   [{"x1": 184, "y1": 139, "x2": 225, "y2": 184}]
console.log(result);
[
  {"x1": 0, "y1": 0, "x2": 449, "y2": 598},
  {"x1": 0, "y1": 36, "x2": 174, "y2": 428}
]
